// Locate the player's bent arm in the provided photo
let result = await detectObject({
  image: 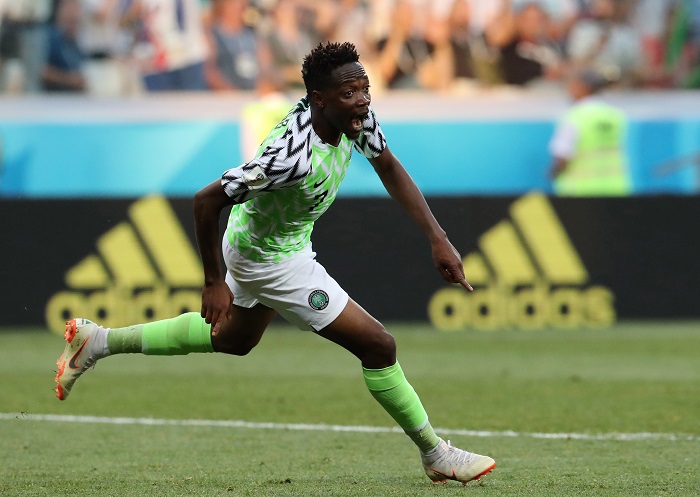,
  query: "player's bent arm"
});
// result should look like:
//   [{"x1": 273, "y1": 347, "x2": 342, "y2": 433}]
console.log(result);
[
  {"x1": 193, "y1": 180, "x2": 237, "y2": 286},
  {"x1": 368, "y1": 148, "x2": 473, "y2": 290},
  {"x1": 193, "y1": 180, "x2": 238, "y2": 331}
]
